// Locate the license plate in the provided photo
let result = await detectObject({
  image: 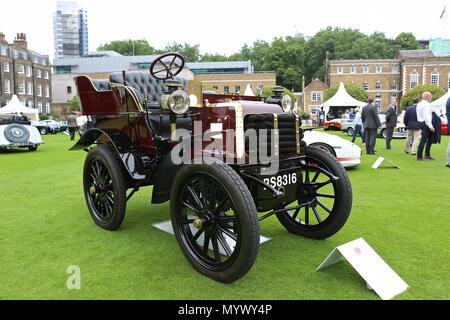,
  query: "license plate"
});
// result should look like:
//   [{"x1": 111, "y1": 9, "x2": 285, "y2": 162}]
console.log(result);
[{"x1": 263, "y1": 172, "x2": 298, "y2": 189}]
